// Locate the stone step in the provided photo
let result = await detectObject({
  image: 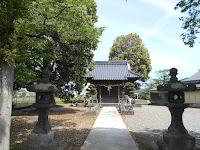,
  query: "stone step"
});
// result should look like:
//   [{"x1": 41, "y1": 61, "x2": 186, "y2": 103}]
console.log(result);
[{"x1": 98, "y1": 103, "x2": 119, "y2": 108}]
